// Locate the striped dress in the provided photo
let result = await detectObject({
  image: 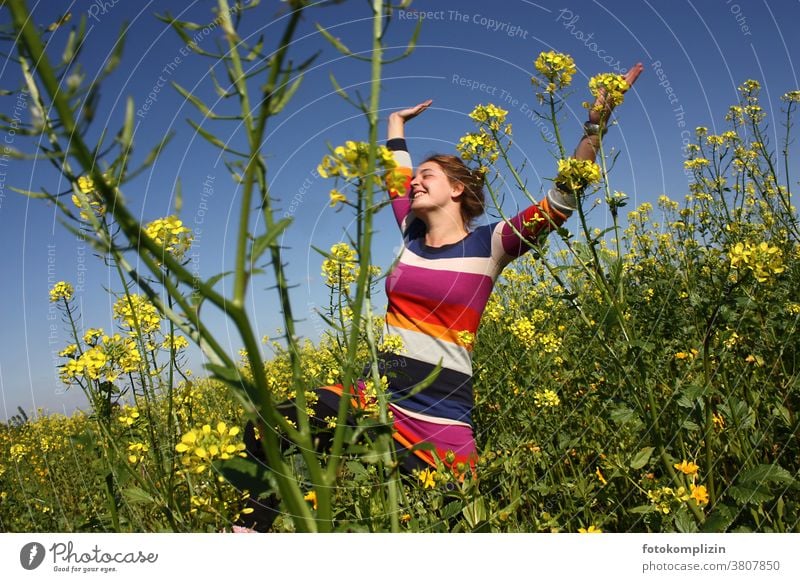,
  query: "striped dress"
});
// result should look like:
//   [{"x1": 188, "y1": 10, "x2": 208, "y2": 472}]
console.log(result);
[{"x1": 382, "y1": 138, "x2": 571, "y2": 469}]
